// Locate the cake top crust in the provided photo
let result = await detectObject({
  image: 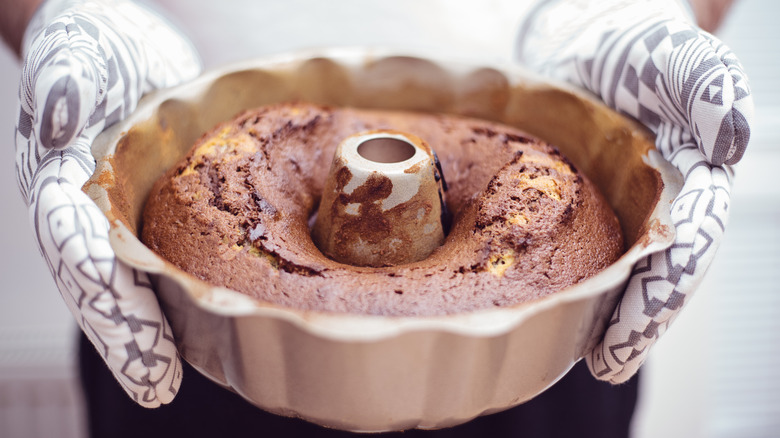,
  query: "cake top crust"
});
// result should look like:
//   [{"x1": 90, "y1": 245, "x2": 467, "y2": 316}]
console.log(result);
[{"x1": 141, "y1": 102, "x2": 624, "y2": 316}]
